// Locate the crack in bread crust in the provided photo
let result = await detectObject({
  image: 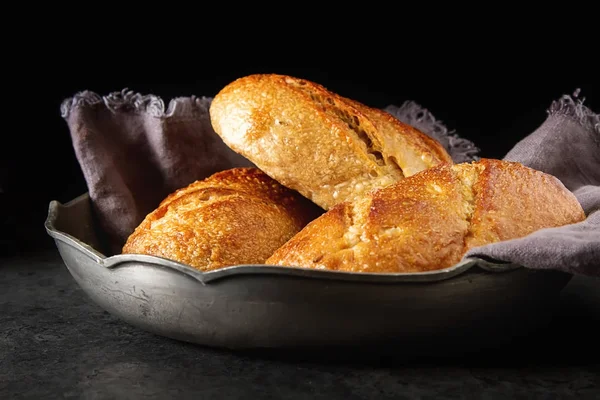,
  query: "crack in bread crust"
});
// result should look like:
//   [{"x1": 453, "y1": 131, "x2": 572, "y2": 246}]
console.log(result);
[
  {"x1": 450, "y1": 163, "x2": 482, "y2": 254},
  {"x1": 340, "y1": 198, "x2": 370, "y2": 251},
  {"x1": 285, "y1": 78, "x2": 404, "y2": 178}
]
